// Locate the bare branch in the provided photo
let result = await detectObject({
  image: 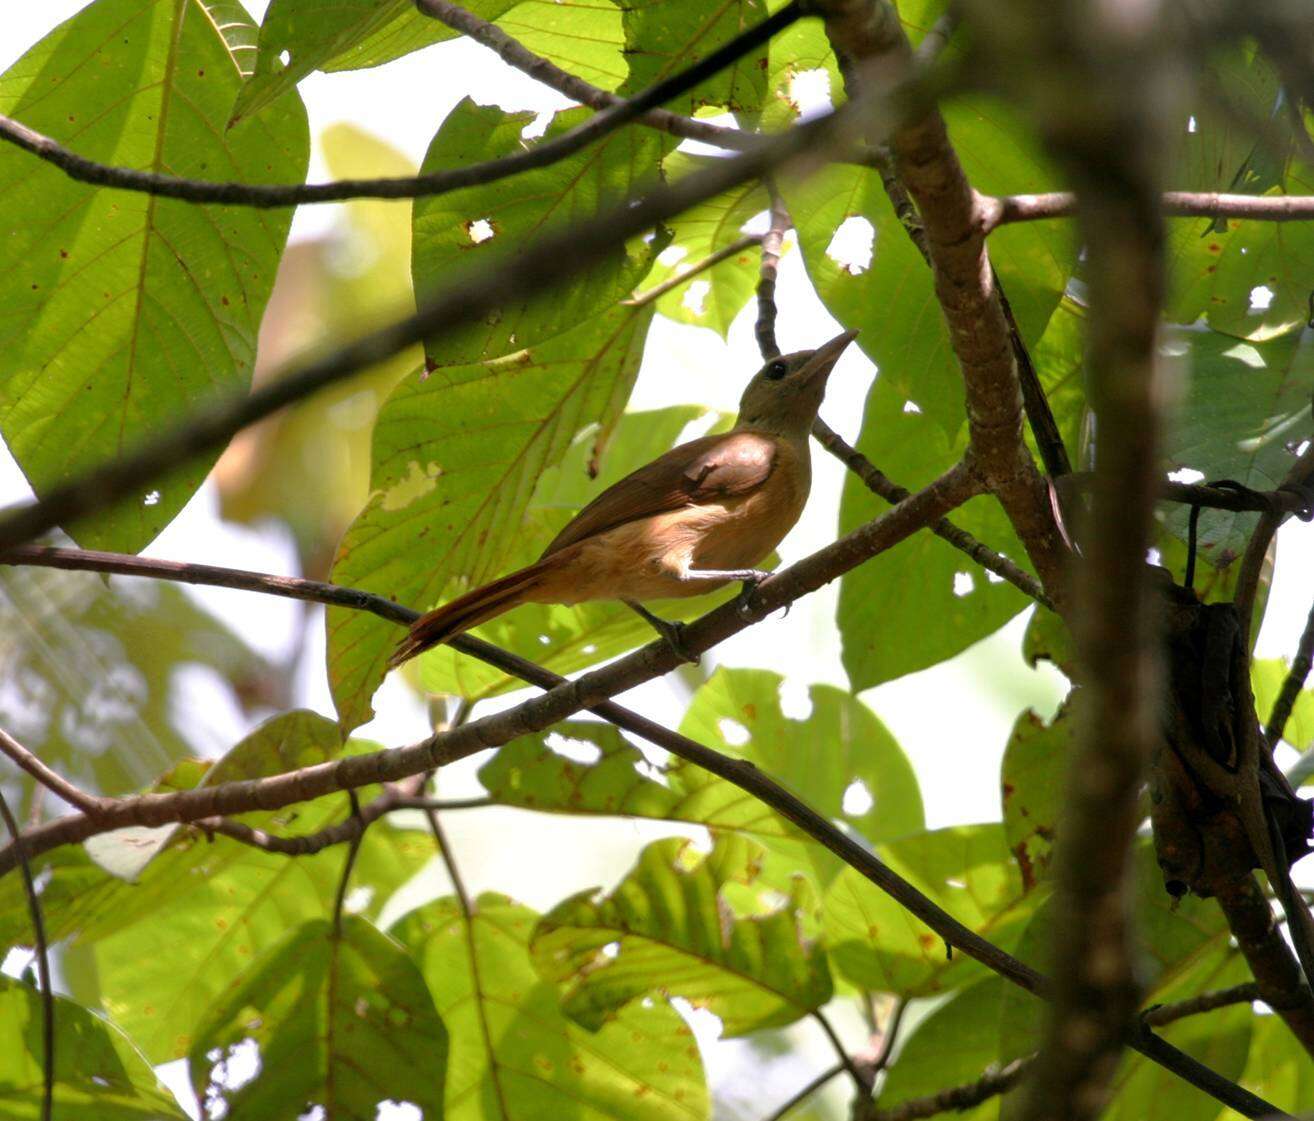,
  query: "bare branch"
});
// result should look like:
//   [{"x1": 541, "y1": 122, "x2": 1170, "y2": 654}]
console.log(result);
[
  {"x1": 0, "y1": 3, "x2": 798, "y2": 208},
  {"x1": 0, "y1": 788, "x2": 52, "y2": 1121},
  {"x1": 816, "y1": 0, "x2": 1070, "y2": 608},
  {"x1": 871, "y1": 1057, "x2": 1032, "y2": 1121},
  {"x1": 981, "y1": 189, "x2": 1314, "y2": 231},
  {"x1": 812, "y1": 1009, "x2": 873, "y2": 1094},
  {"x1": 1267, "y1": 597, "x2": 1314, "y2": 747},
  {"x1": 755, "y1": 184, "x2": 791, "y2": 361},
  {"x1": 0, "y1": 725, "x2": 106, "y2": 816},
  {"x1": 625, "y1": 234, "x2": 762, "y2": 308},
  {"x1": 1140, "y1": 982, "x2": 1259, "y2": 1027},
  {"x1": 0, "y1": 535, "x2": 1283, "y2": 1117},
  {"x1": 762, "y1": 1063, "x2": 846, "y2": 1121},
  {"x1": 0, "y1": 101, "x2": 856, "y2": 552},
  {"x1": 331, "y1": 791, "x2": 365, "y2": 936}
]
